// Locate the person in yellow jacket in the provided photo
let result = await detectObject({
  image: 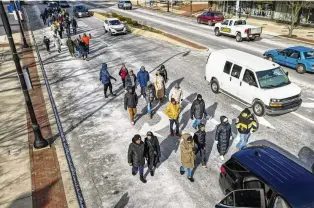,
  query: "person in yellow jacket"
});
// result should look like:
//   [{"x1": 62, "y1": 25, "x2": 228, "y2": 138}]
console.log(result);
[{"x1": 165, "y1": 98, "x2": 181, "y2": 137}]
